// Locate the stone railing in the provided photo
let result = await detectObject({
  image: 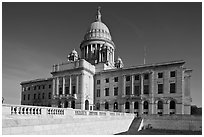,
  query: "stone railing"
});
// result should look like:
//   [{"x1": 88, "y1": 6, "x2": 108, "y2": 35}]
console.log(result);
[{"x1": 3, "y1": 104, "x2": 135, "y2": 118}]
